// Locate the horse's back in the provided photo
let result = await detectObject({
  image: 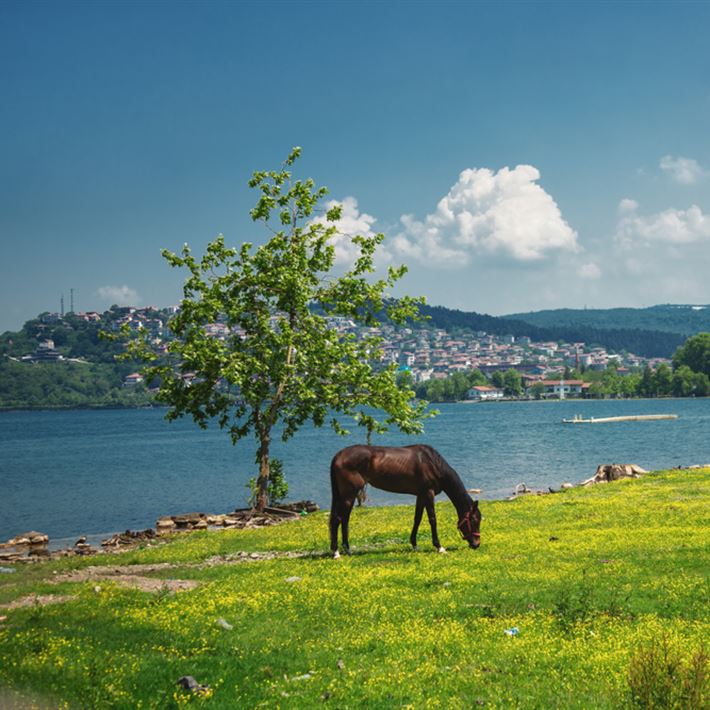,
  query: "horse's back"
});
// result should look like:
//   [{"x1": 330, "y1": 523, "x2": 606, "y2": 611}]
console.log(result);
[{"x1": 331, "y1": 444, "x2": 441, "y2": 496}]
